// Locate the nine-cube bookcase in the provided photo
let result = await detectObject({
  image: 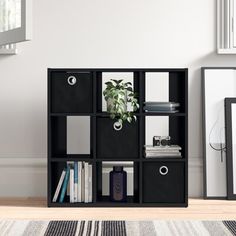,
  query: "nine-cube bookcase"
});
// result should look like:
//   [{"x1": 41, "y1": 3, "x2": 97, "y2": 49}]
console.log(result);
[{"x1": 48, "y1": 68, "x2": 188, "y2": 207}]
